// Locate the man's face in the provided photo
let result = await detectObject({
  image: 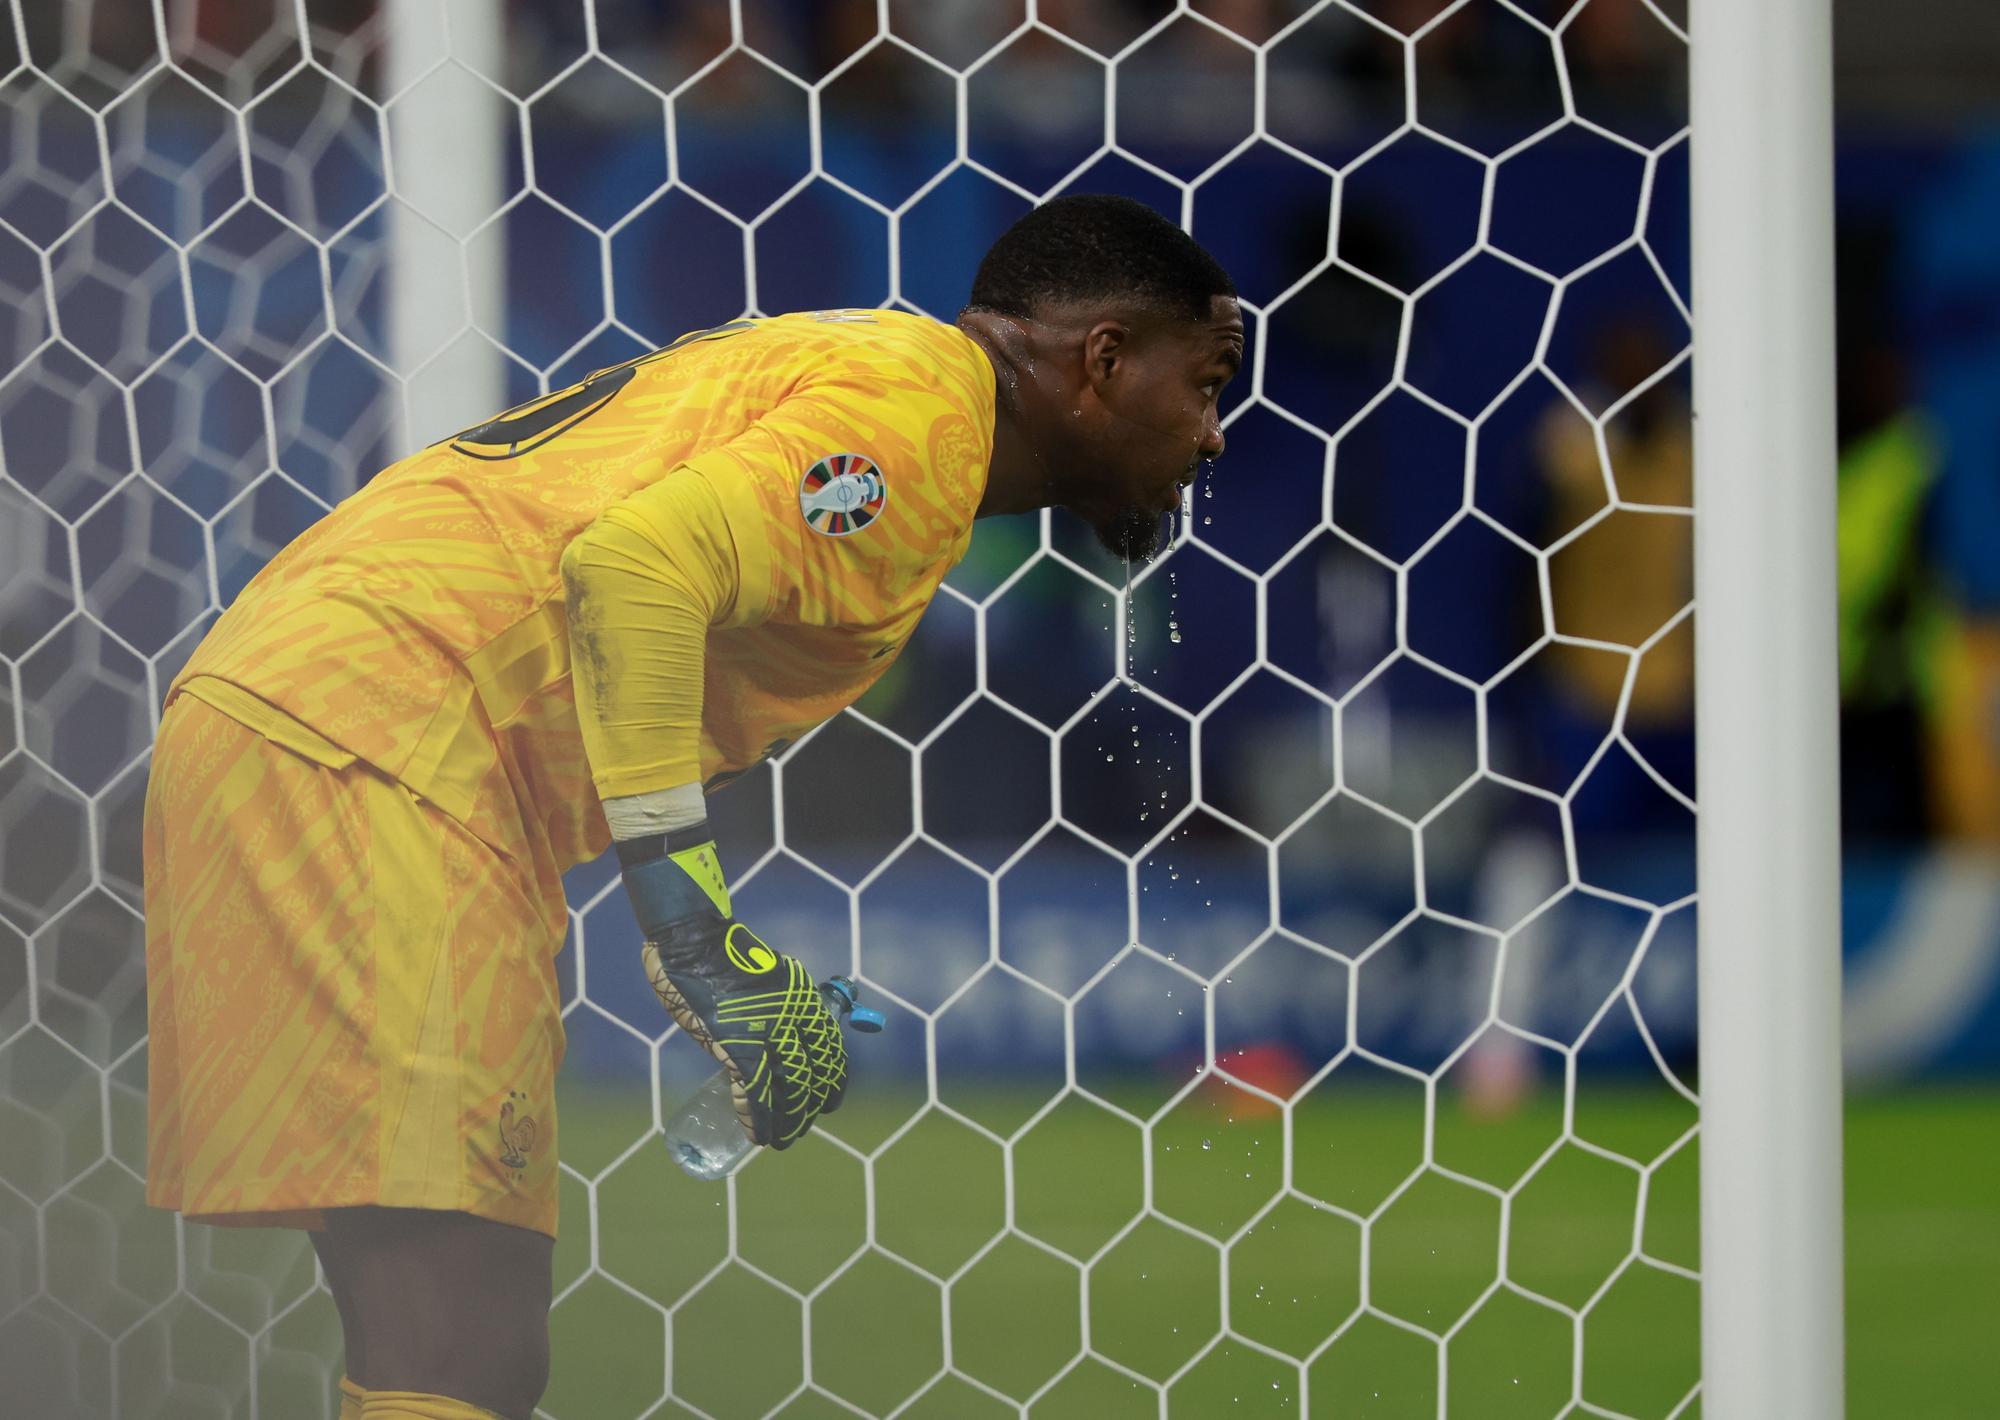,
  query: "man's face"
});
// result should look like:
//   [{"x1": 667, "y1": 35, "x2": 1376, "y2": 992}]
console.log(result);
[{"x1": 1063, "y1": 295, "x2": 1245, "y2": 561}]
